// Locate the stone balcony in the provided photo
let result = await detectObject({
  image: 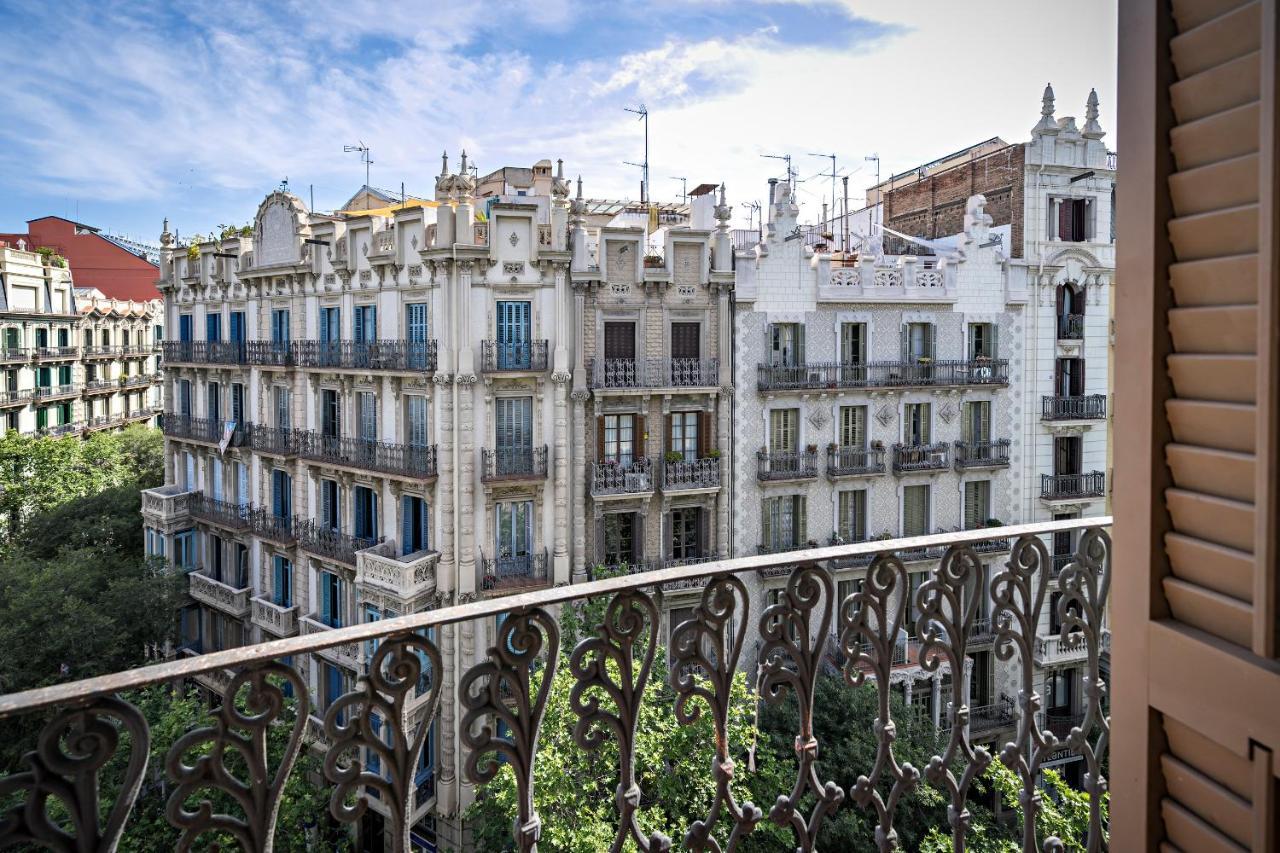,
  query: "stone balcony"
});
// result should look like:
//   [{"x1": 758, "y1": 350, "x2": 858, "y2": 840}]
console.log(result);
[
  {"x1": 141, "y1": 485, "x2": 193, "y2": 530},
  {"x1": 1034, "y1": 632, "x2": 1092, "y2": 666},
  {"x1": 299, "y1": 615, "x2": 361, "y2": 669},
  {"x1": 355, "y1": 541, "x2": 439, "y2": 603},
  {"x1": 187, "y1": 568, "x2": 251, "y2": 618},
  {"x1": 250, "y1": 596, "x2": 299, "y2": 637}
]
